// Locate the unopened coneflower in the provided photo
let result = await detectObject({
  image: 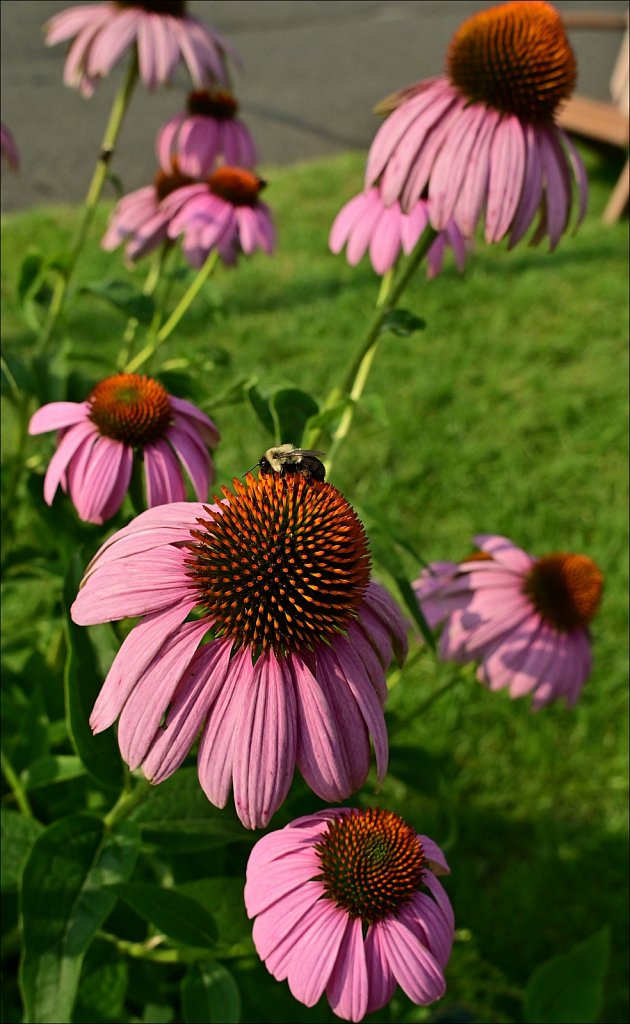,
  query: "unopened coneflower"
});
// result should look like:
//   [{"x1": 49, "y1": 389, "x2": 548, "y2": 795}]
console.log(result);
[
  {"x1": 245, "y1": 807, "x2": 453, "y2": 1021},
  {"x1": 71, "y1": 464, "x2": 408, "y2": 827},
  {"x1": 29, "y1": 374, "x2": 219, "y2": 524},
  {"x1": 163, "y1": 165, "x2": 275, "y2": 266},
  {"x1": 158, "y1": 88, "x2": 257, "y2": 177},
  {"x1": 366, "y1": 1, "x2": 587, "y2": 249},
  {"x1": 414, "y1": 534, "x2": 604, "y2": 709},
  {"x1": 45, "y1": 1, "x2": 236, "y2": 97},
  {"x1": 329, "y1": 188, "x2": 467, "y2": 277}
]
